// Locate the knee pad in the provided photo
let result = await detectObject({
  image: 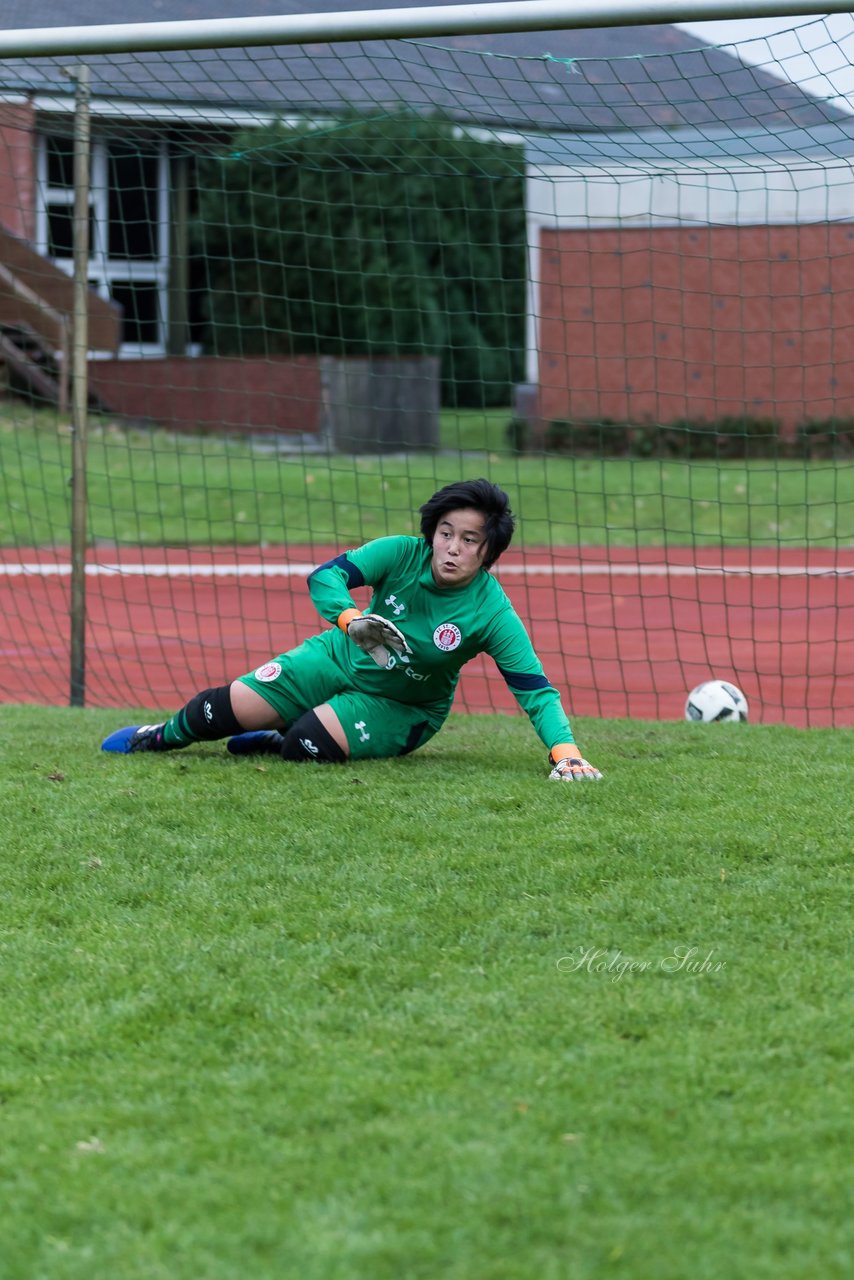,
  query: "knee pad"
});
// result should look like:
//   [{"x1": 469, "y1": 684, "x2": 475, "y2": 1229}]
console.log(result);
[
  {"x1": 279, "y1": 710, "x2": 347, "y2": 764},
  {"x1": 181, "y1": 685, "x2": 242, "y2": 740}
]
